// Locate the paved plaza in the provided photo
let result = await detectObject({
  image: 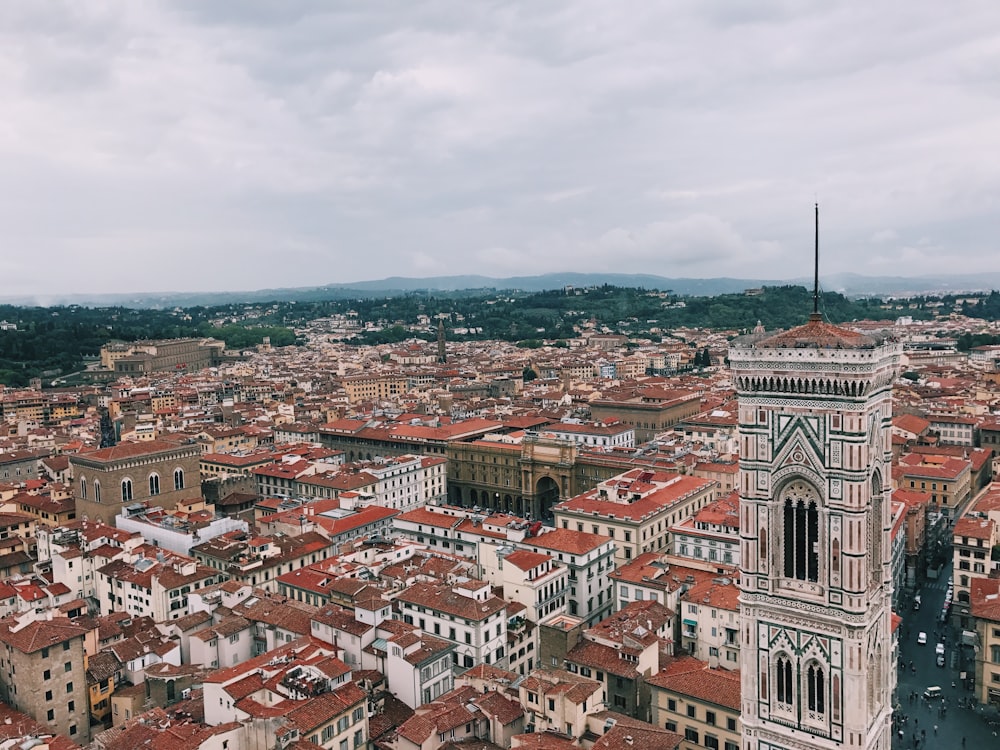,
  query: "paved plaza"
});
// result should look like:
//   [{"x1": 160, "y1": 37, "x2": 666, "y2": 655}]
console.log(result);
[{"x1": 893, "y1": 578, "x2": 1000, "y2": 749}]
